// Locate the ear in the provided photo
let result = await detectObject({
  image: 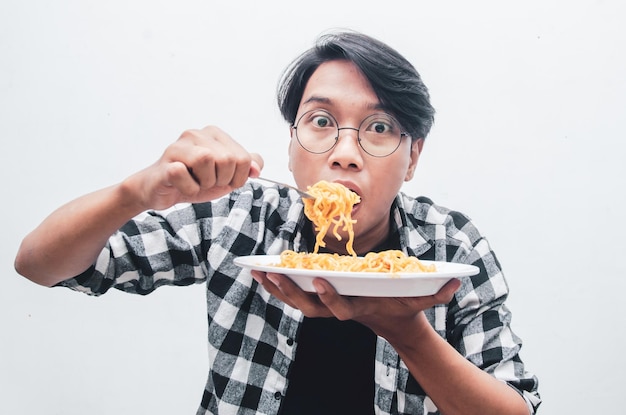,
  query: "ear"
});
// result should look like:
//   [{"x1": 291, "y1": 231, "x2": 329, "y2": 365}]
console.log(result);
[
  {"x1": 287, "y1": 127, "x2": 294, "y2": 172},
  {"x1": 404, "y1": 138, "x2": 424, "y2": 181}
]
